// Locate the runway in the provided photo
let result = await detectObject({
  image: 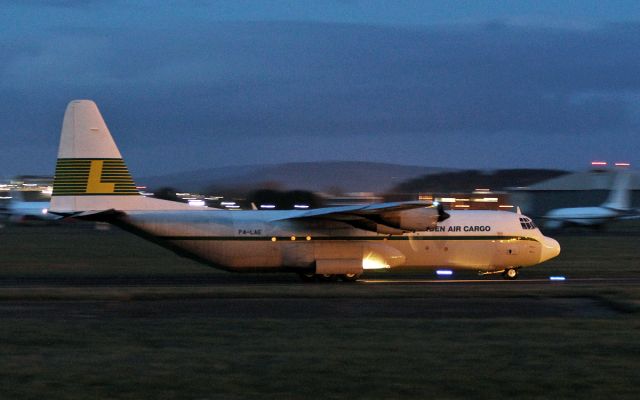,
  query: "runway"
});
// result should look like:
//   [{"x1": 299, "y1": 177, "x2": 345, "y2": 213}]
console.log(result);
[
  {"x1": 0, "y1": 274, "x2": 636, "y2": 320},
  {"x1": 0, "y1": 295, "x2": 620, "y2": 320},
  {"x1": 1, "y1": 274, "x2": 639, "y2": 288},
  {"x1": 362, "y1": 277, "x2": 640, "y2": 285}
]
